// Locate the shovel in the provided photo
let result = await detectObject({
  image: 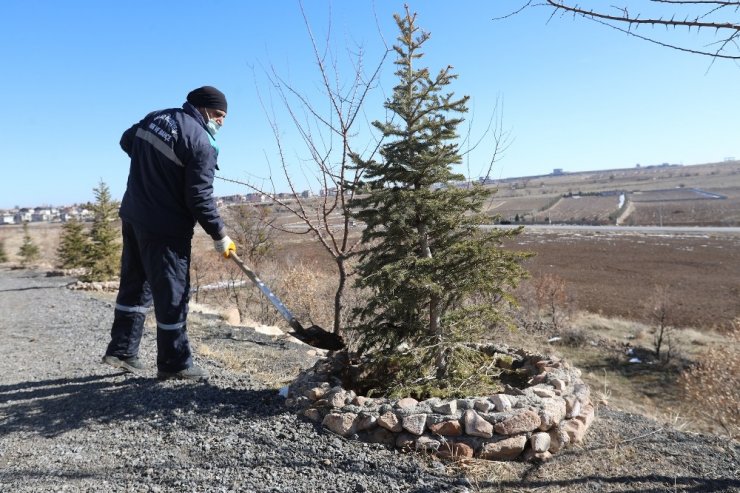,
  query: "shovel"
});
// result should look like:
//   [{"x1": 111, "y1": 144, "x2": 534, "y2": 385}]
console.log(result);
[{"x1": 229, "y1": 252, "x2": 345, "y2": 351}]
